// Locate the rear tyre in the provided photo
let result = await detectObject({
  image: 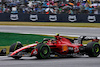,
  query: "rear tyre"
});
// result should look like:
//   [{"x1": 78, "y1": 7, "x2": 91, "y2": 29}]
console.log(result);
[
  {"x1": 86, "y1": 42, "x2": 100, "y2": 57},
  {"x1": 36, "y1": 43, "x2": 51, "y2": 59}
]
